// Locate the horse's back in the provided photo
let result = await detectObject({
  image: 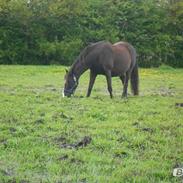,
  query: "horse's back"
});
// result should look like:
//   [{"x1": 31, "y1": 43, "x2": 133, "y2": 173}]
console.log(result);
[
  {"x1": 85, "y1": 41, "x2": 113, "y2": 71},
  {"x1": 85, "y1": 41, "x2": 136, "y2": 75},
  {"x1": 114, "y1": 42, "x2": 136, "y2": 53}
]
